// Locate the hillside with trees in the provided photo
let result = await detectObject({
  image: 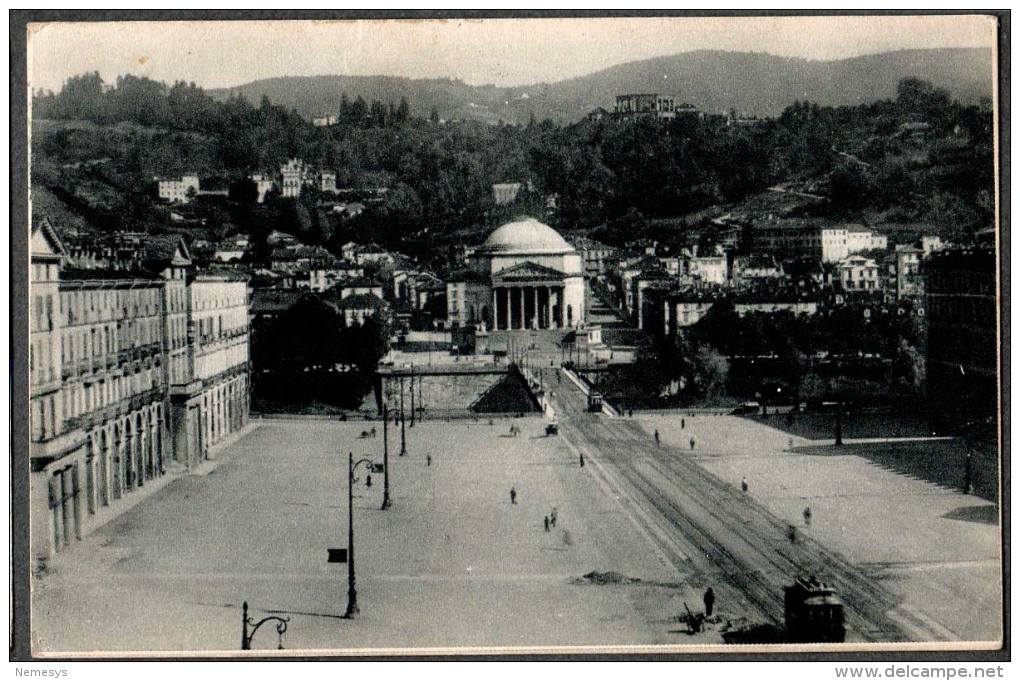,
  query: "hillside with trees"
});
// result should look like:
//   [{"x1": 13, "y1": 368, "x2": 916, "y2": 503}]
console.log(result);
[{"x1": 31, "y1": 70, "x2": 993, "y2": 266}]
